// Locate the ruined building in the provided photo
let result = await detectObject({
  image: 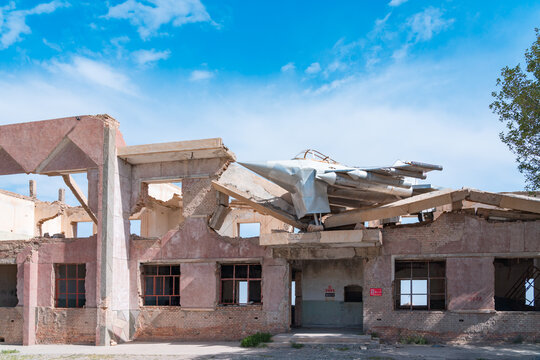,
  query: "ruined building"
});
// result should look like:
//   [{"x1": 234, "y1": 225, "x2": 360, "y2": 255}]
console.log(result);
[{"x1": 0, "y1": 115, "x2": 538, "y2": 345}]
